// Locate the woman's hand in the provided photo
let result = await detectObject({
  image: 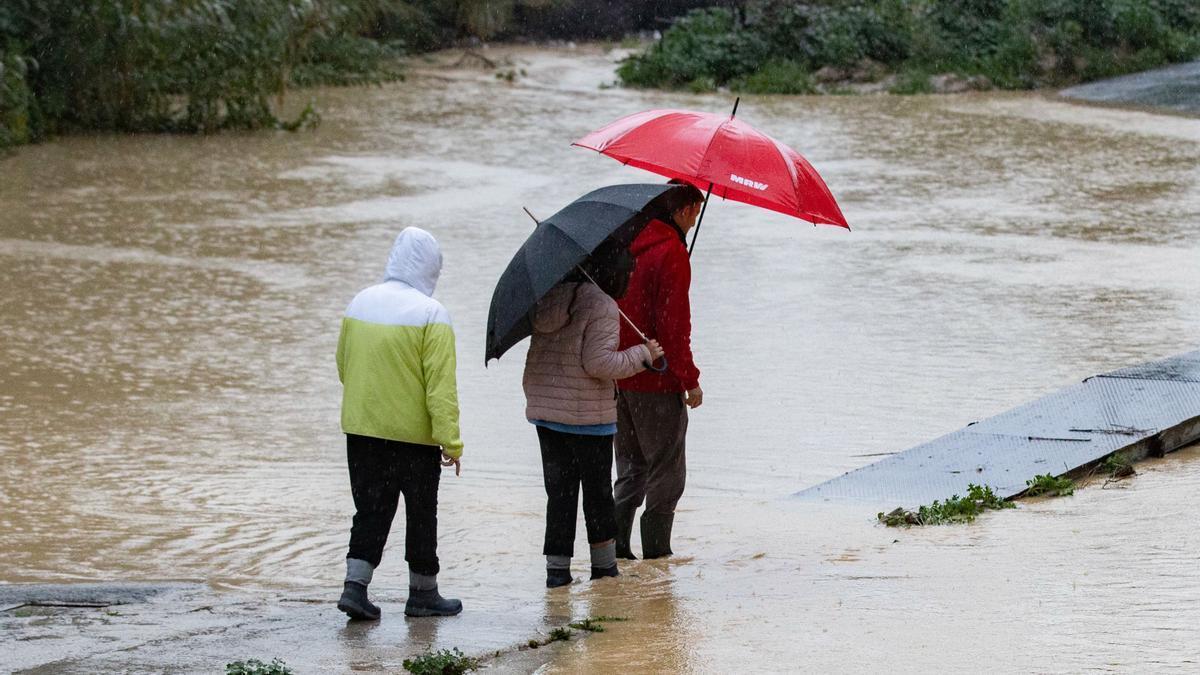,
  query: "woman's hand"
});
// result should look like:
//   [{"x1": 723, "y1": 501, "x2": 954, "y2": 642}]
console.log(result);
[
  {"x1": 645, "y1": 339, "x2": 665, "y2": 362},
  {"x1": 441, "y1": 452, "x2": 461, "y2": 476}
]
